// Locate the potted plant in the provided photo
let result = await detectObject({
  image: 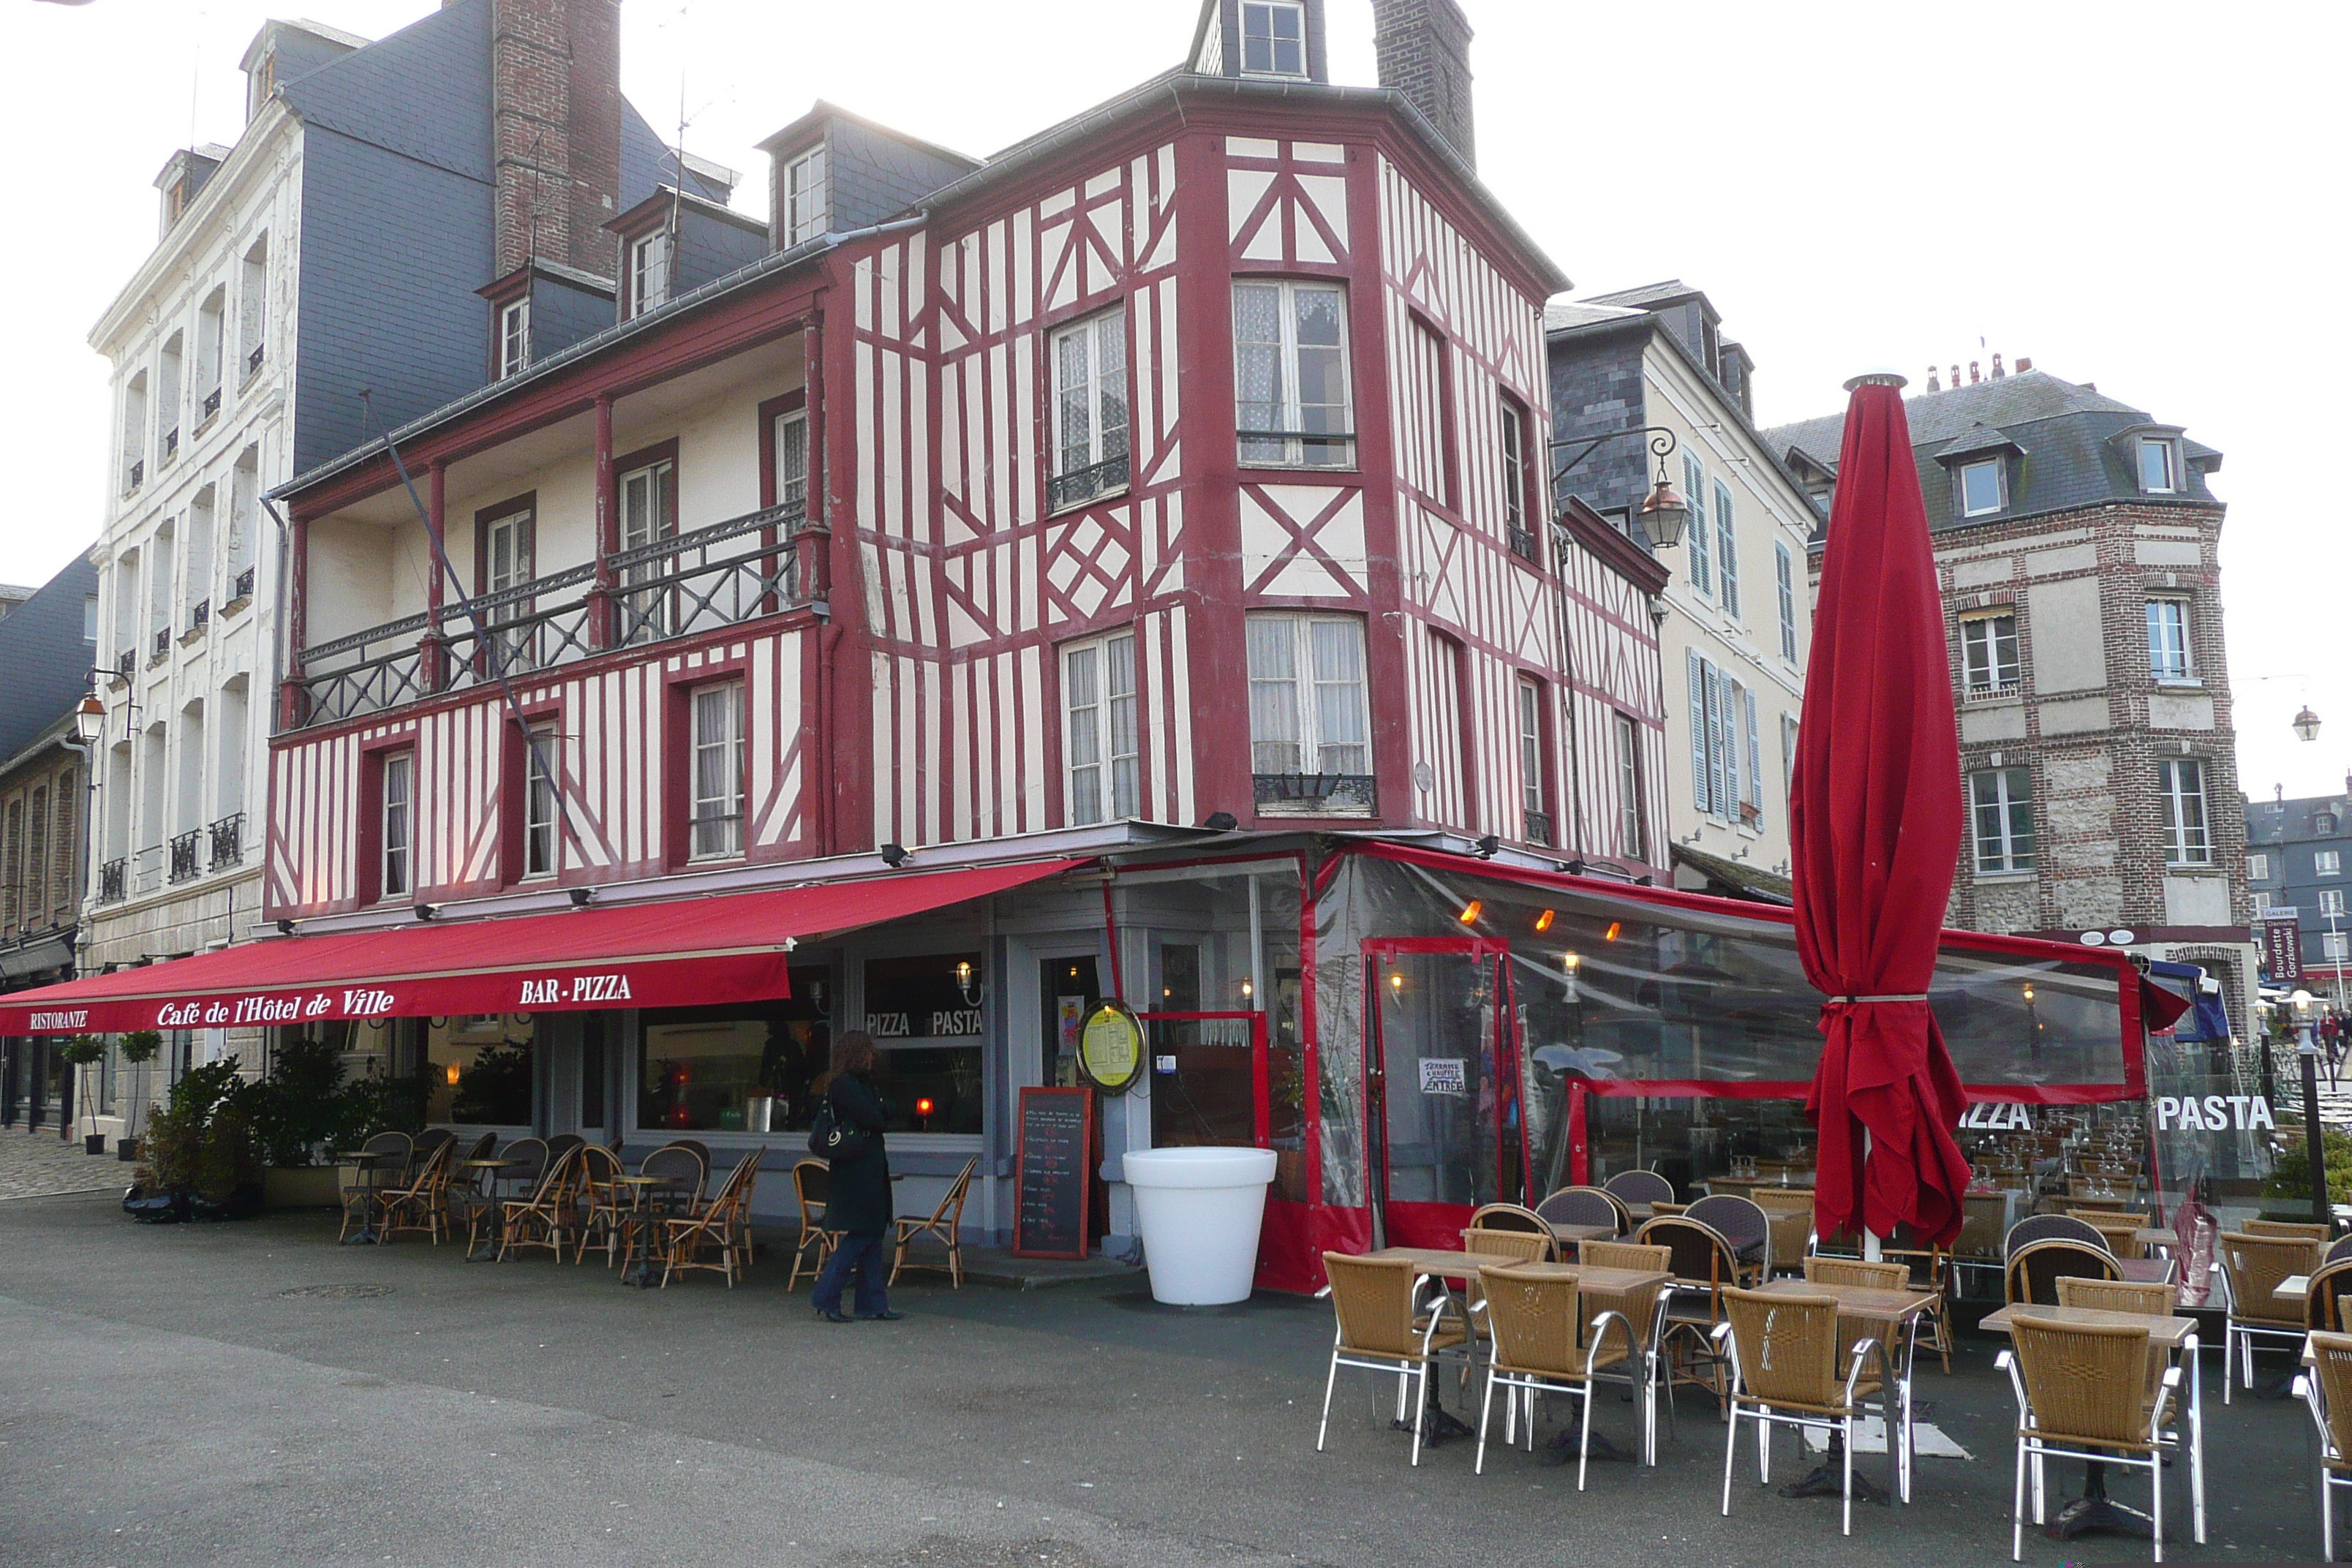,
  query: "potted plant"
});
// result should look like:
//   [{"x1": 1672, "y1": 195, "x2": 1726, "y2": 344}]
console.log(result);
[
  {"x1": 241, "y1": 1034, "x2": 352, "y2": 1209},
  {"x1": 115, "y1": 1030, "x2": 161, "y2": 1161},
  {"x1": 124, "y1": 1058, "x2": 246, "y2": 1223},
  {"x1": 59, "y1": 1036, "x2": 108, "y2": 1153}
]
